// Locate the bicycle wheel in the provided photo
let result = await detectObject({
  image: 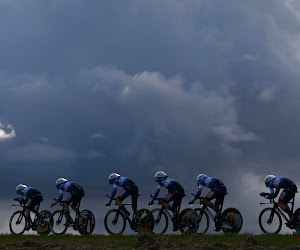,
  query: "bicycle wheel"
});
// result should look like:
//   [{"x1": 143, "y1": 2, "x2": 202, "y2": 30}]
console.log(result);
[
  {"x1": 9, "y1": 211, "x2": 26, "y2": 235},
  {"x1": 147, "y1": 208, "x2": 168, "y2": 235},
  {"x1": 50, "y1": 210, "x2": 68, "y2": 235},
  {"x1": 188, "y1": 208, "x2": 210, "y2": 234},
  {"x1": 77, "y1": 209, "x2": 96, "y2": 235},
  {"x1": 178, "y1": 208, "x2": 193, "y2": 233},
  {"x1": 104, "y1": 209, "x2": 126, "y2": 235},
  {"x1": 259, "y1": 207, "x2": 282, "y2": 234},
  {"x1": 222, "y1": 207, "x2": 243, "y2": 234},
  {"x1": 35, "y1": 210, "x2": 51, "y2": 235},
  {"x1": 135, "y1": 208, "x2": 151, "y2": 234},
  {"x1": 293, "y1": 208, "x2": 300, "y2": 233}
]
